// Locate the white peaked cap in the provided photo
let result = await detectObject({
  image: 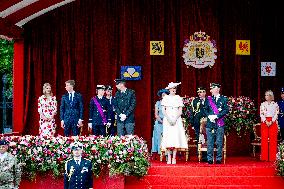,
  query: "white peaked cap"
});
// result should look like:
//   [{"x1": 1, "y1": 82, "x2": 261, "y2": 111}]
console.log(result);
[{"x1": 165, "y1": 82, "x2": 181, "y2": 89}]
